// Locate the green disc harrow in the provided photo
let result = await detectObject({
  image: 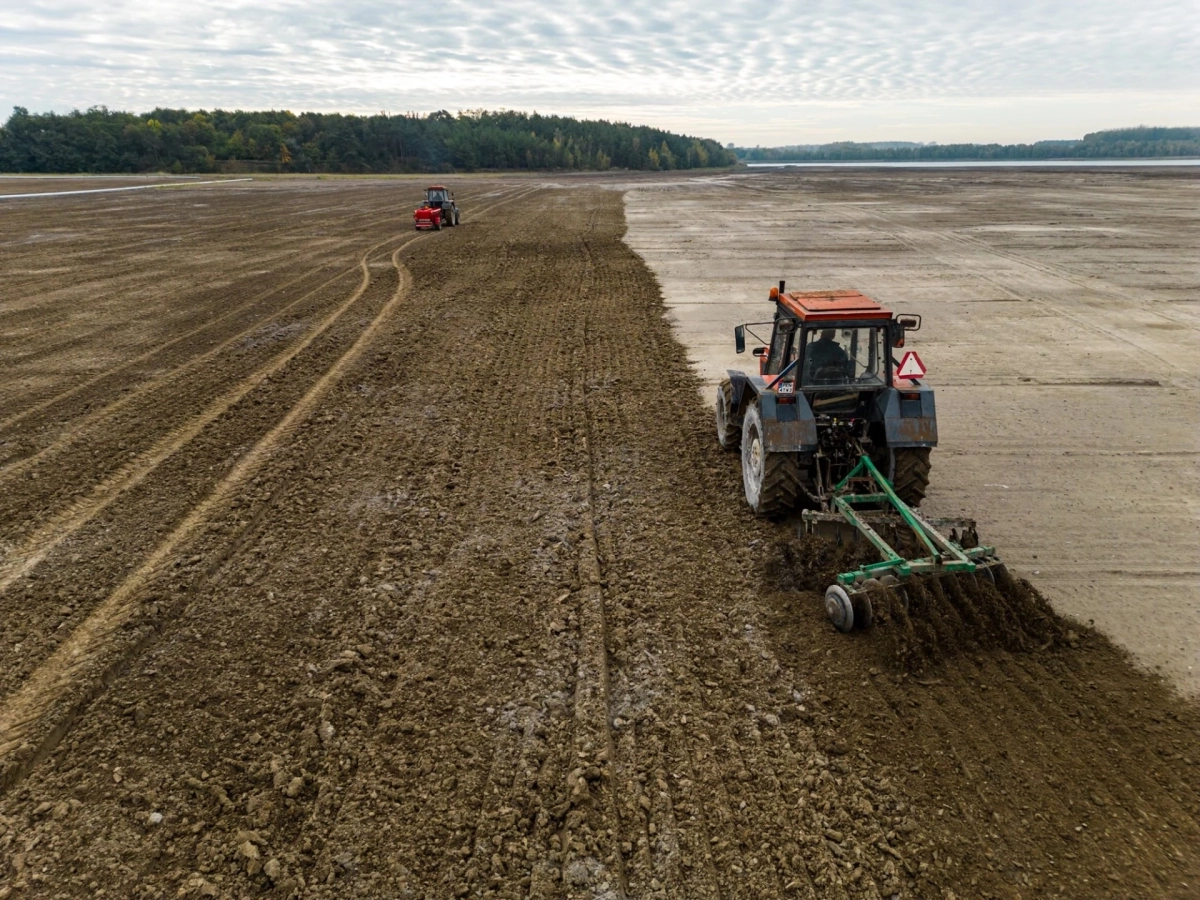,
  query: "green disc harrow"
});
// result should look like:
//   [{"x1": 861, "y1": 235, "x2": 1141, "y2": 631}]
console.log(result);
[{"x1": 801, "y1": 454, "x2": 1006, "y2": 632}]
